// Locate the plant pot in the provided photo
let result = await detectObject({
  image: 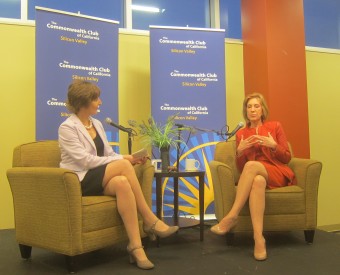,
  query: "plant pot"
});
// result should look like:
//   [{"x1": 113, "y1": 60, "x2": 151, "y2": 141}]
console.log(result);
[{"x1": 160, "y1": 146, "x2": 170, "y2": 172}]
